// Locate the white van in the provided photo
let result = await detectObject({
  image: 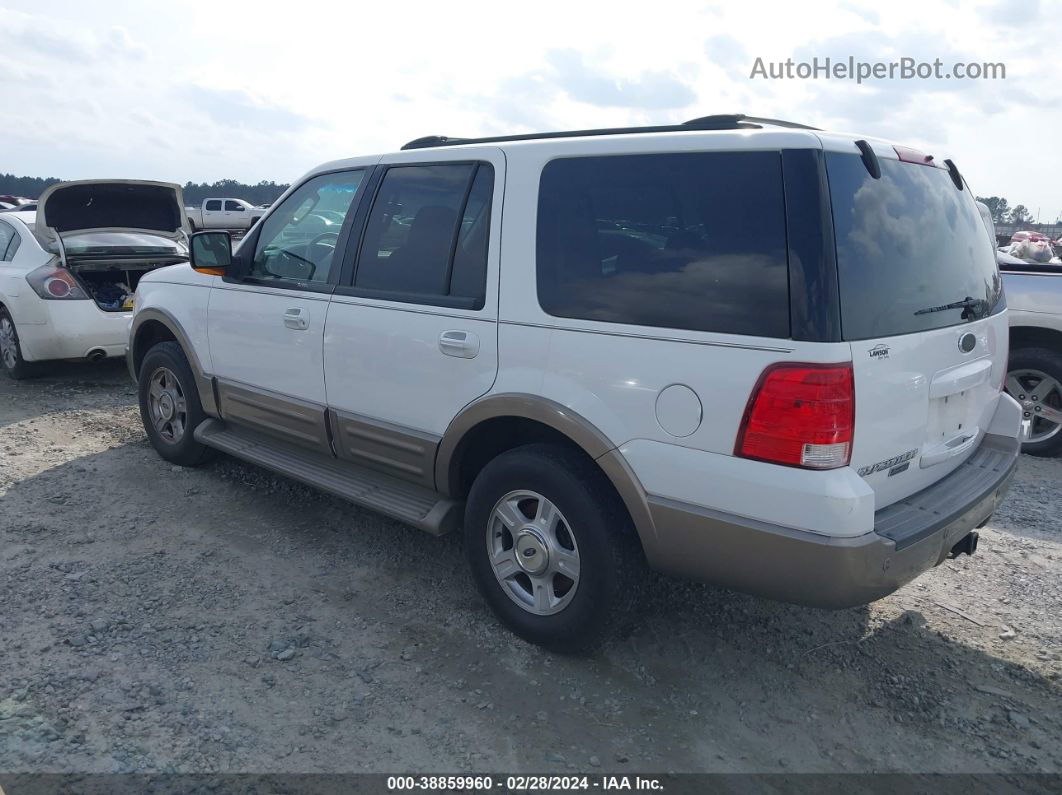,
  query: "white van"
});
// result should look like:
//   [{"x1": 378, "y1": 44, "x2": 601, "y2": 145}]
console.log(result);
[{"x1": 128, "y1": 115, "x2": 1022, "y2": 649}]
